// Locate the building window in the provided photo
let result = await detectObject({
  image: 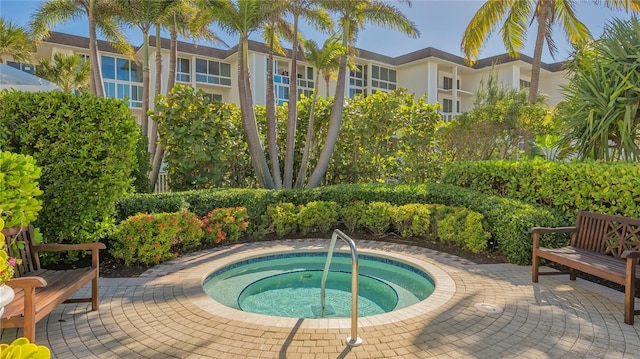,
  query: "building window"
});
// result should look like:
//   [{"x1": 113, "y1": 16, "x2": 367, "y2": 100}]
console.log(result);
[
  {"x1": 101, "y1": 55, "x2": 143, "y2": 108},
  {"x1": 520, "y1": 79, "x2": 531, "y2": 90},
  {"x1": 195, "y1": 59, "x2": 231, "y2": 86},
  {"x1": 349, "y1": 64, "x2": 368, "y2": 98},
  {"x1": 176, "y1": 58, "x2": 191, "y2": 83},
  {"x1": 297, "y1": 65, "x2": 314, "y2": 98},
  {"x1": 203, "y1": 93, "x2": 222, "y2": 103},
  {"x1": 442, "y1": 98, "x2": 453, "y2": 113},
  {"x1": 443, "y1": 76, "x2": 453, "y2": 90},
  {"x1": 371, "y1": 65, "x2": 396, "y2": 92},
  {"x1": 7, "y1": 61, "x2": 35, "y2": 74}
]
